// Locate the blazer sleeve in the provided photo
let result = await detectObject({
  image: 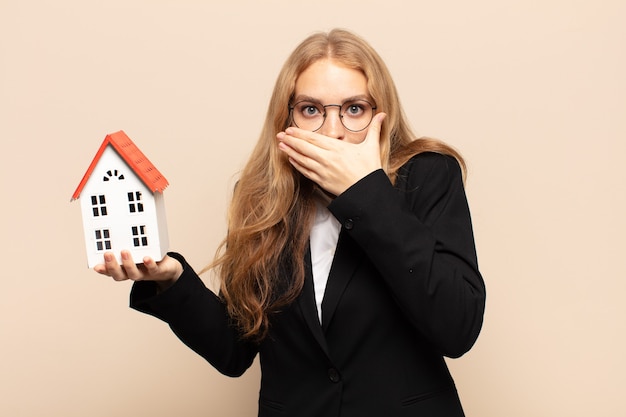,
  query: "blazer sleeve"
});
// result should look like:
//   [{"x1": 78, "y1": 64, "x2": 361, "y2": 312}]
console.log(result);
[
  {"x1": 328, "y1": 152, "x2": 486, "y2": 358},
  {"x1": 130, "y1": 252, "x2": 258, "y2": 377}
]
